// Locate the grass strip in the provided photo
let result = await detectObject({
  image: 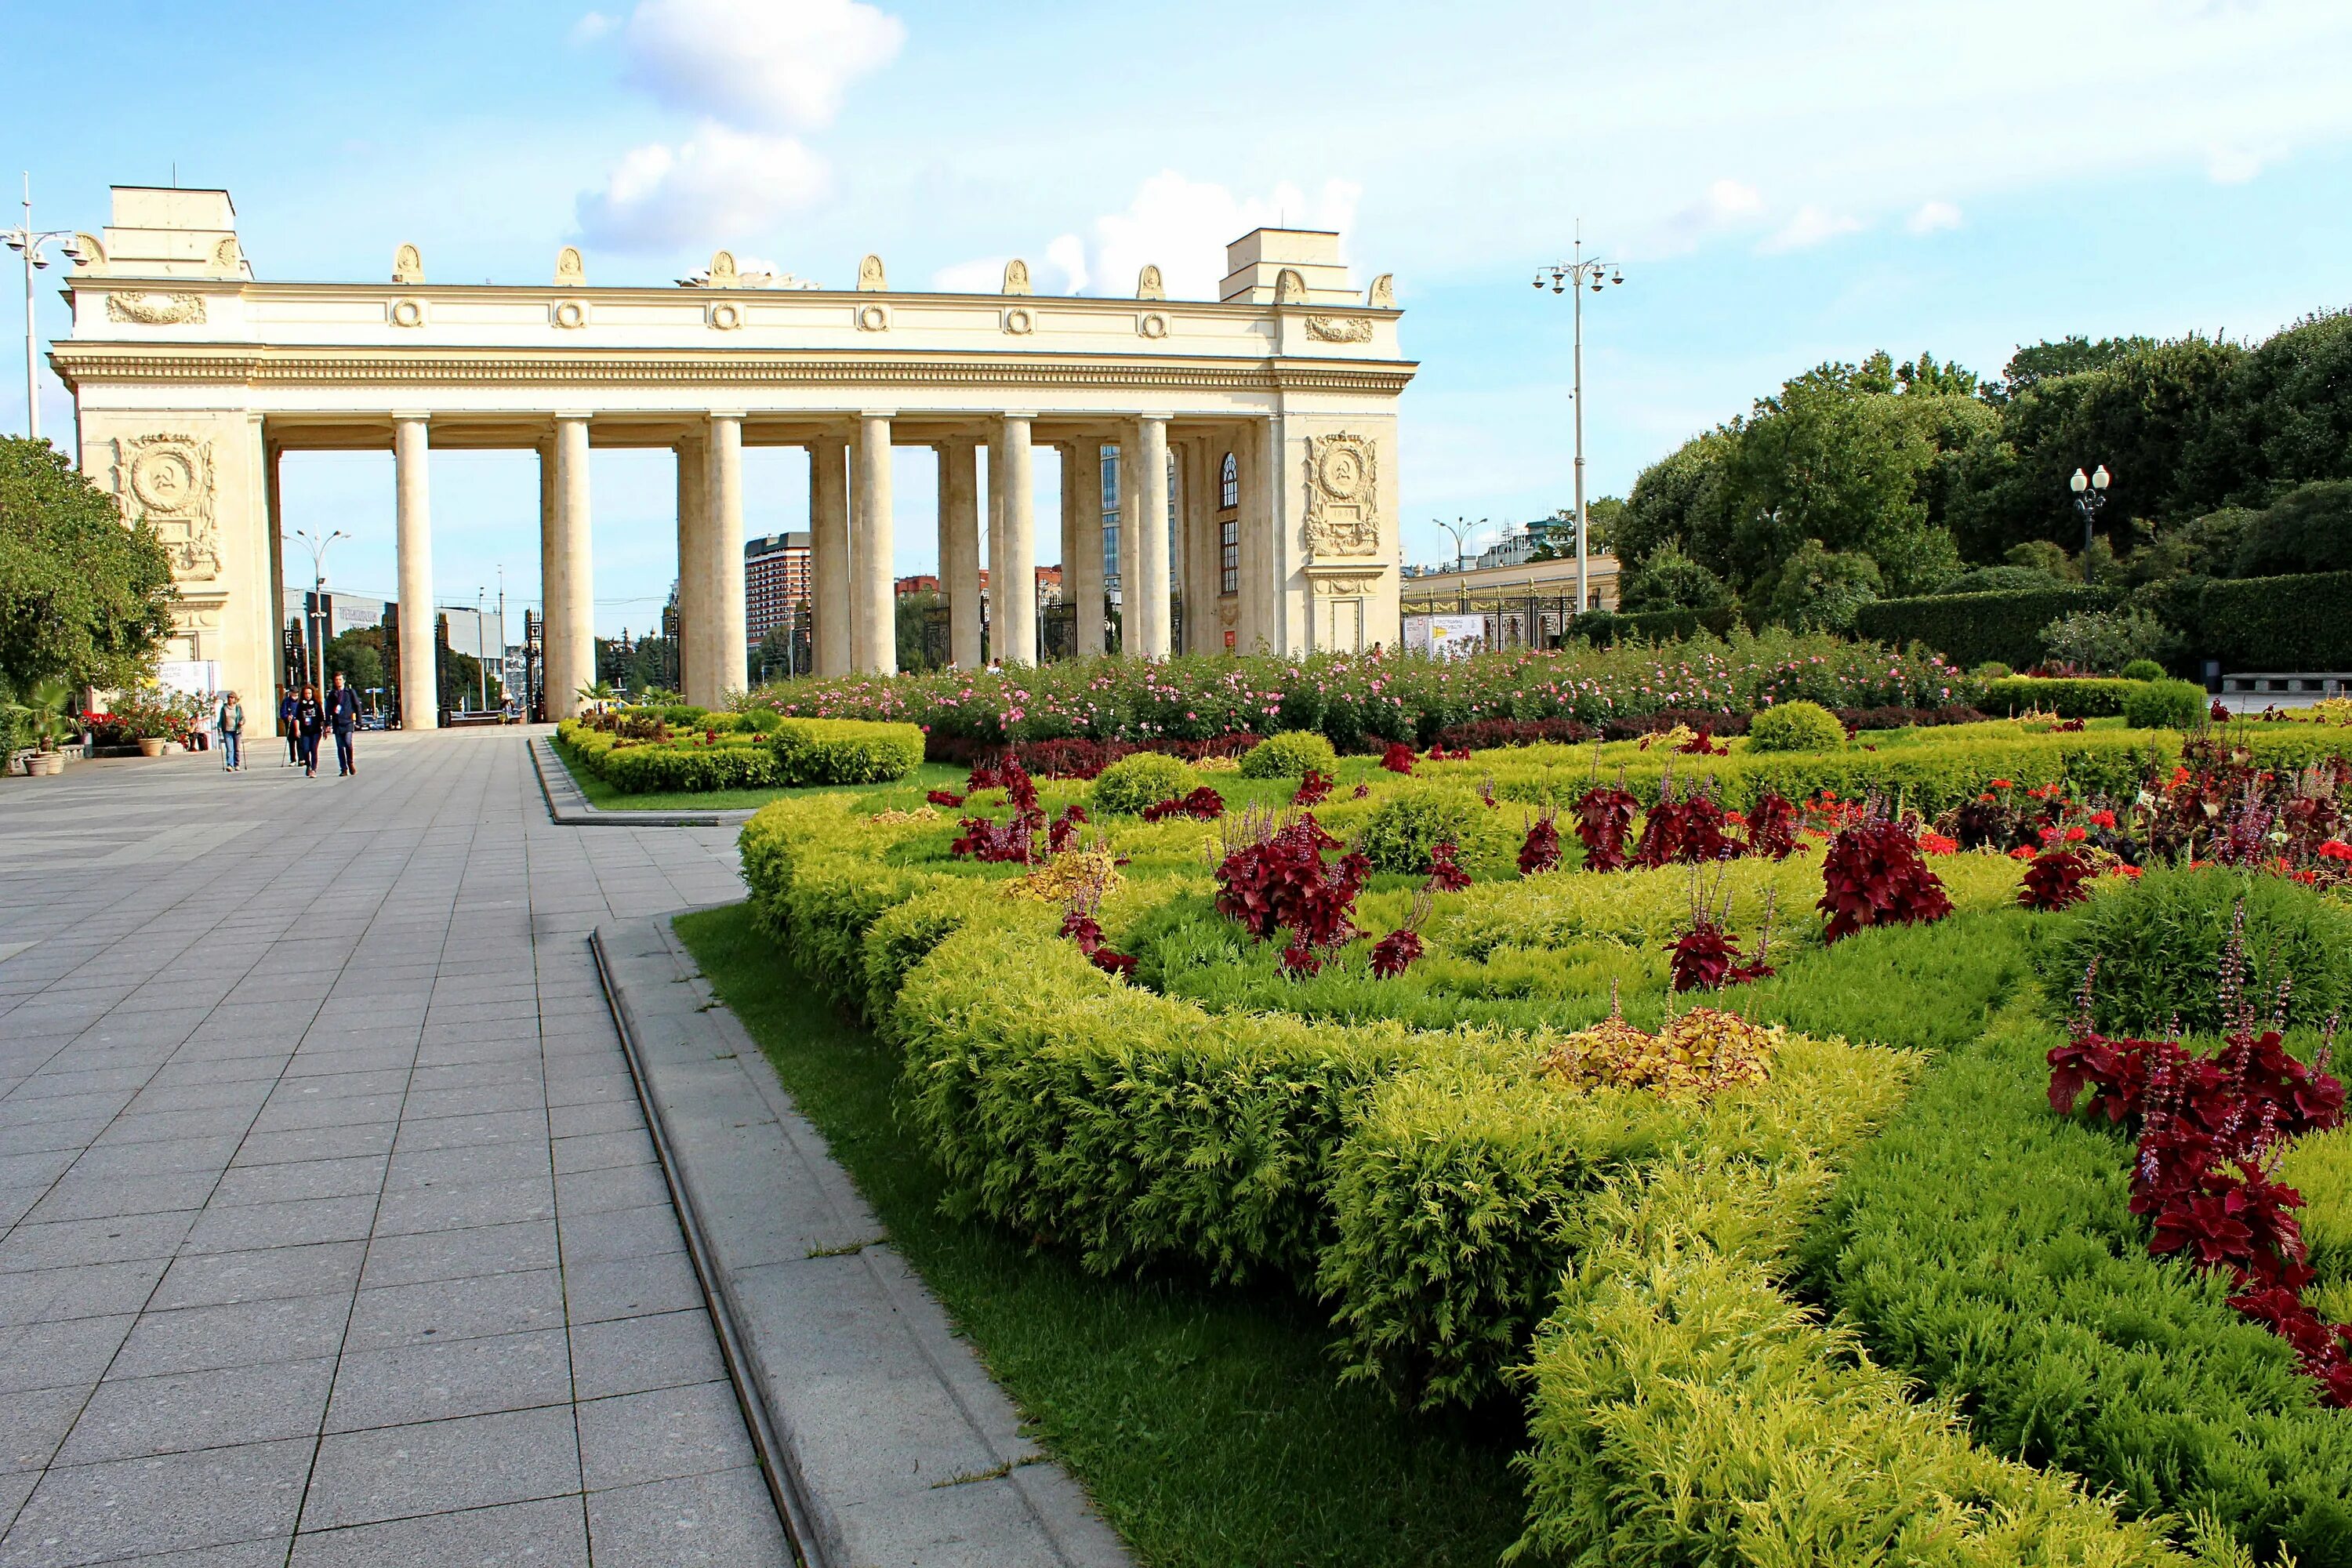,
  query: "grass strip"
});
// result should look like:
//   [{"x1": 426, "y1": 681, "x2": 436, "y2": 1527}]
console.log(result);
[{"x1": 674, "y1": 901, "x2": 1529, "y2": 1568}]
